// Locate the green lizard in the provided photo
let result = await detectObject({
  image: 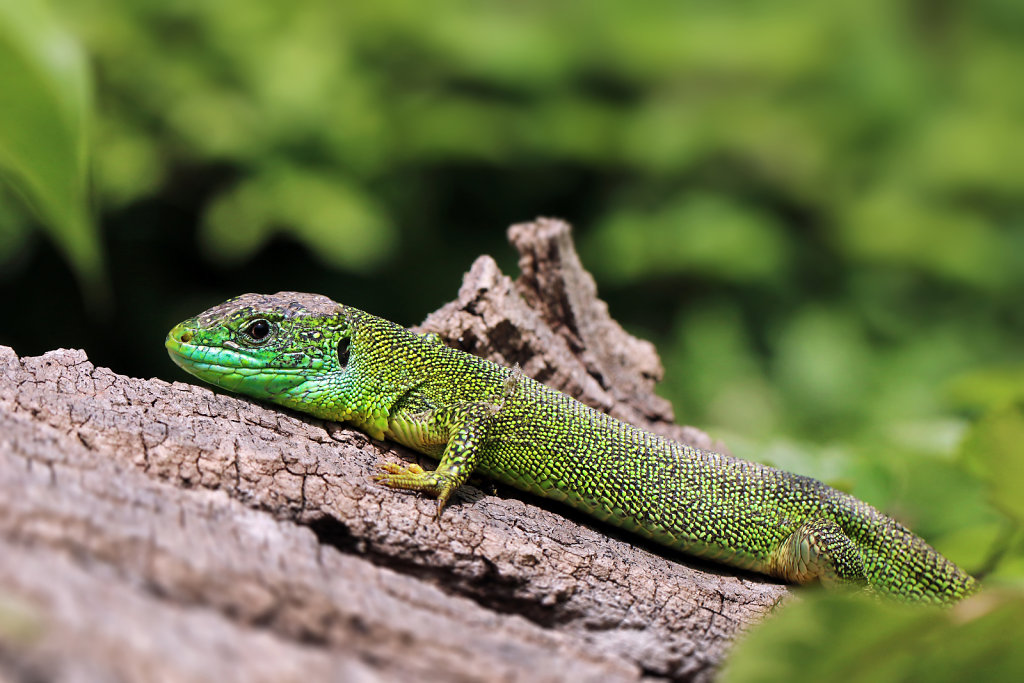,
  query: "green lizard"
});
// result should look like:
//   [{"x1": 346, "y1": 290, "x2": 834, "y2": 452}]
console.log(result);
[{"x1": 166, "y1": 291, "x2": 977, "y2": 604}]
